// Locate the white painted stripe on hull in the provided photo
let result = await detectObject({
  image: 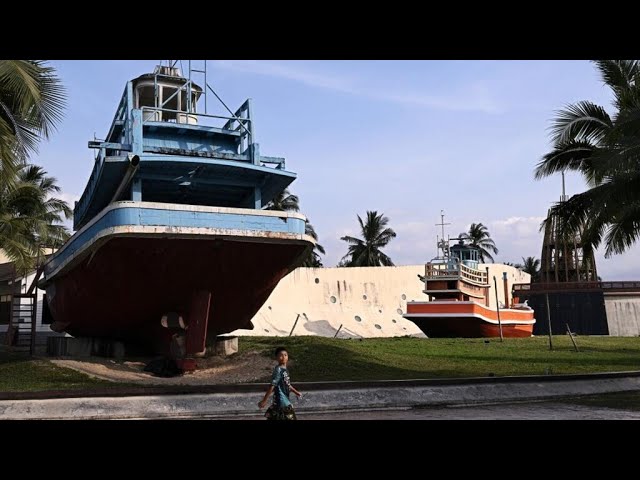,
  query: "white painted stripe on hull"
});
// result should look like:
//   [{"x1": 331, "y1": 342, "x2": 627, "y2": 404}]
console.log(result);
[
  {"x1": 45, "y1": 224, "x2": 314, "y2": 281},
  {"x1": 403, "y1": 312, "x2": 536, "y2": 325}
]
